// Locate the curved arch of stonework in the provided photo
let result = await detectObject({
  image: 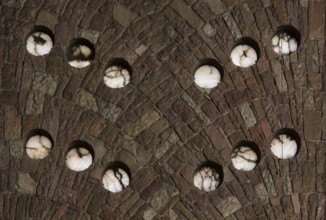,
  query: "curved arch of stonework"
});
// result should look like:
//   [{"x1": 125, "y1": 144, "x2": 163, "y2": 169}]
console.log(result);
[{"x1": 0, "y1": 0, "x2": 325, "y2": 219}]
